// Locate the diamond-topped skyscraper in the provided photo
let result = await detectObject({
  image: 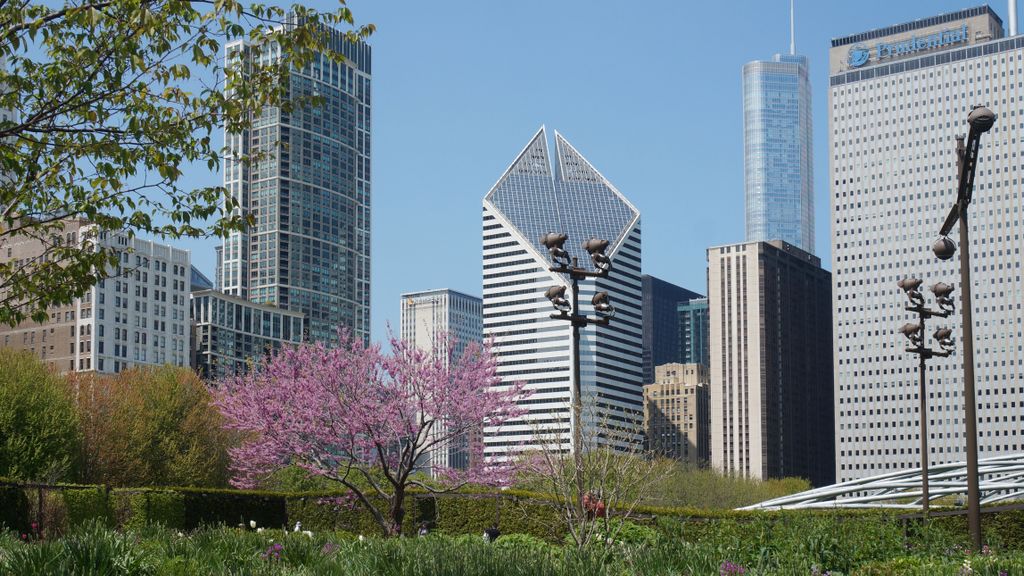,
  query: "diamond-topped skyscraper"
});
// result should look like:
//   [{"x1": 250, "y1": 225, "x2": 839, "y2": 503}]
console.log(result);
[
  {"x1": 218, "y1": 18, "x2": 372, "y2": 343},
  {"x1": 481, "y1": 127, "x2": 642, "y2": 459}
]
